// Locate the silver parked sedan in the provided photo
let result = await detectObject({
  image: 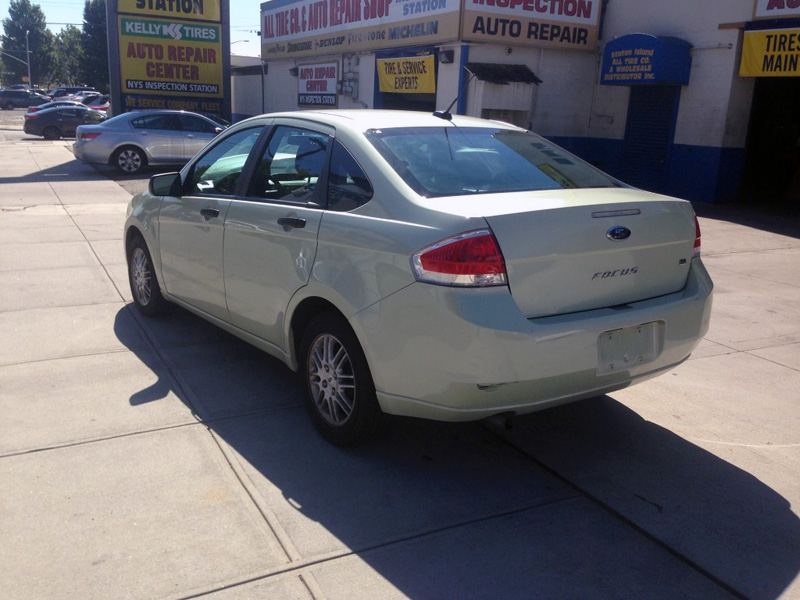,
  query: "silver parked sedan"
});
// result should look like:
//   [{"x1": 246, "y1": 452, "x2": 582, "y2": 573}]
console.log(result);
[
  {"x1": 73, "y1": 109, "x2": 226, "y2": 174},
  {"x1": 124, "y1": 110, "x2": 713, "y2": 445}
]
